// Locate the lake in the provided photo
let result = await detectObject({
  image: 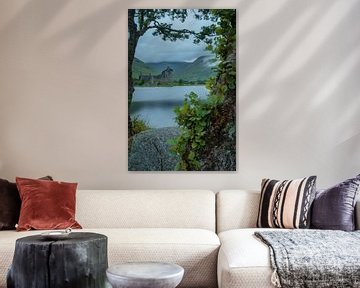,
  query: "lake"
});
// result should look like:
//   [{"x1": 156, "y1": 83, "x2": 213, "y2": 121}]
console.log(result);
[{"x1": 130, "y1": 86, "x2": 209, "y2": 128}]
